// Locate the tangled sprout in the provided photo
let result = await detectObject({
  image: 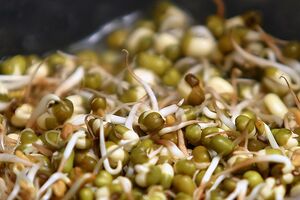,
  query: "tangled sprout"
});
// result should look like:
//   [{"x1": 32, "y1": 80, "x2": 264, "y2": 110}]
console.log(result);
[{"x1": 0, "y1": 1, "x2": 300, "y2": 200}]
